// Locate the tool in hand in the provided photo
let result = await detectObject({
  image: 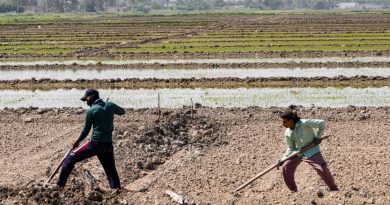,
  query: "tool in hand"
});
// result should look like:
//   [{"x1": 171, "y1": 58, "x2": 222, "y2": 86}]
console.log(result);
[{"x1": 234, "y1": 135, "x2": 330, "y2": 192}]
